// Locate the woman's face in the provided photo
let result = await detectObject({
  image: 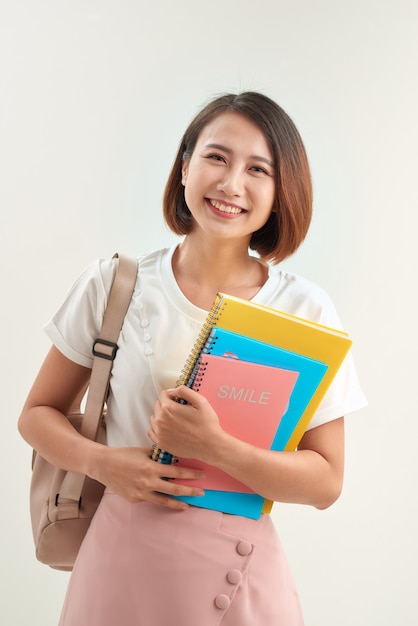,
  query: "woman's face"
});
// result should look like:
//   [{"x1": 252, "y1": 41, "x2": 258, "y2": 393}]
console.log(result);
[{"x1": 181, "y1": 112, "x2": 276, "y2": 245}]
